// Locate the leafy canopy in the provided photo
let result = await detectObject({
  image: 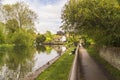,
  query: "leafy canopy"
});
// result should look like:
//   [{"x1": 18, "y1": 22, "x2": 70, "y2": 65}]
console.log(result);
[{"x1": 61, "y1": 0, "x2": 120, "y2": 47}]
